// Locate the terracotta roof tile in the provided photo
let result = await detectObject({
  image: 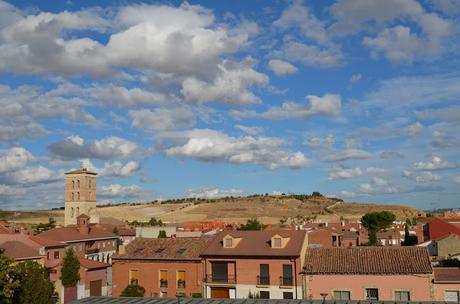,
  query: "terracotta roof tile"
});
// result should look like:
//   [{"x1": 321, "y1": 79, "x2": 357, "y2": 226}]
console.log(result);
[
  {"x1": 29, "y1": 235, "x2": 67, "y2": 248},
  {"x1": 38, "y1": 226, "x2": 117, "y2": 242},
  {"x1": 201, "y1": 230, "x2": 307, "y2": 257},
  {"x1": 0, "y1": 240, "x2": 42, "y2": 260},
  {"x1": 433, "y1": 267, "x2": 460, "y2": 283},
  {"x1": 79, "y1": 258, "x2": 110, "y2": 270},
  {"x1": 304, "y1": 247, "x2": 432, "y2": 275},
  {"x1": 113, "y1": 236, "x2": 213, "y2": 261}
]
